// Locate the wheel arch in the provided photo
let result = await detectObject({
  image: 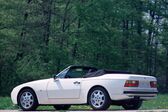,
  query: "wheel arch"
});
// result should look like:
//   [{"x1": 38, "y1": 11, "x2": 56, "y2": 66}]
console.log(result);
[
  {"x1": 87, "y1": 85, "x2": 110, "y2": 104},
  {"x1": 17, "y1": 86, "x2": 39, "y2": 105}
]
